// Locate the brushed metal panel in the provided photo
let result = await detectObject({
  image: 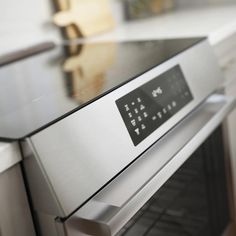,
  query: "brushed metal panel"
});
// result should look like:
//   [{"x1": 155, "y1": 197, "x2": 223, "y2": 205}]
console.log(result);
[
  {"x1": 22, "y1": 141, "x2": 64, "y2": 216},
  {"x1": 26, "y1": 40, "x2": 224, "y2": 216},
  {"x1": 66, "y1": 95, "x2": 235, "y2": 236}
]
